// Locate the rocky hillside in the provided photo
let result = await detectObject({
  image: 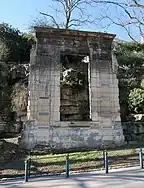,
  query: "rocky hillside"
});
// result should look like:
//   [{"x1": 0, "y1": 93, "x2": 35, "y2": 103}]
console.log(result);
[{"x1": 0, "y1": 24, "x2": 34, "y2": 135}]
